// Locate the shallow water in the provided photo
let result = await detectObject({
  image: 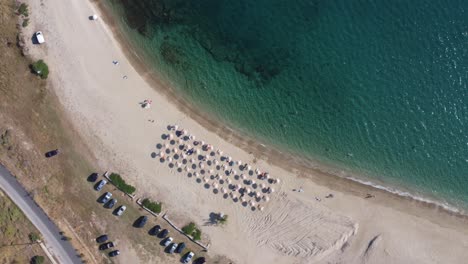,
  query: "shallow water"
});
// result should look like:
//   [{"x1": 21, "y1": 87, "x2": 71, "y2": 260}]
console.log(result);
[{"x1": 107, "y1": 0, "x2": 468, "y2": 210}]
